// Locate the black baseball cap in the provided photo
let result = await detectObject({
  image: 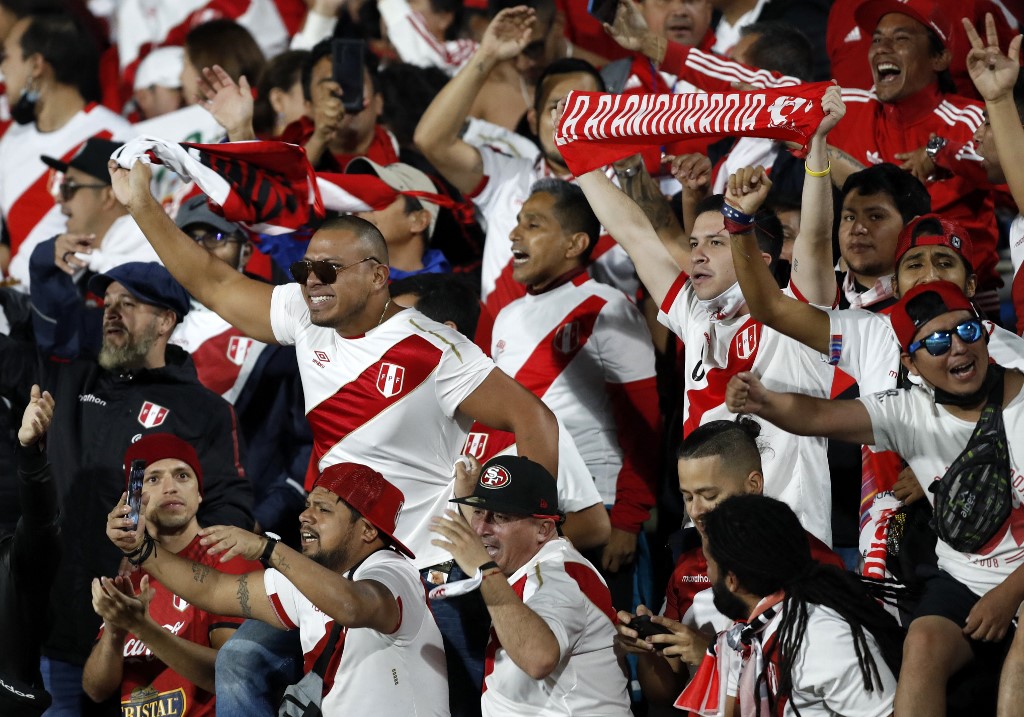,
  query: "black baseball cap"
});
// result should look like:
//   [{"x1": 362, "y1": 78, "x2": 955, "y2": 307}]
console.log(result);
[
  {"x1": 175, "y1": 194, "x2": 245, "y2": 237},
  {"x1": 42, "y1": 138, "x2": 122, "y2": 184},
  {"x1": 451, "y1": 455, "x2": 563, "y2": 522},
  {"x1": 88, "y1": 262, "x2": 192, "y2": 322}
]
